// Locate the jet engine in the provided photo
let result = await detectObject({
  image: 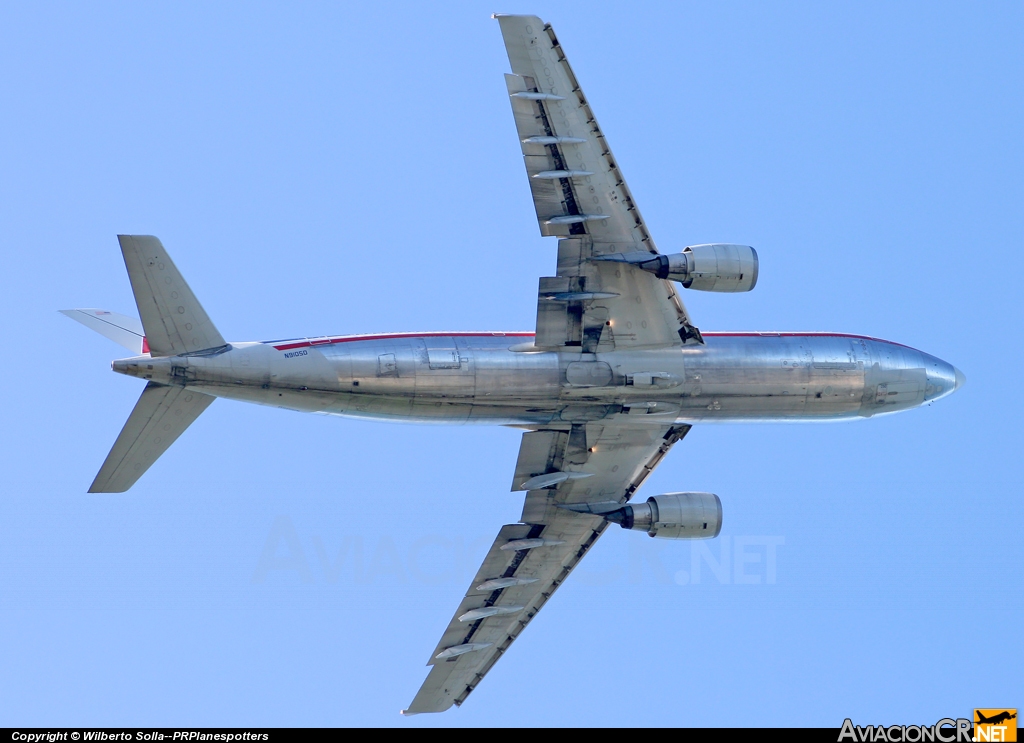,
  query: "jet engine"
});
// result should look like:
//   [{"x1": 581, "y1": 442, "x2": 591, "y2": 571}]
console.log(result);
[
  {"x1": 597, "y1": 244, "x2": 758, "y2": 293},
  {"x1": 605, "y1": 492, "x2": 722, "y2": 539}
]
